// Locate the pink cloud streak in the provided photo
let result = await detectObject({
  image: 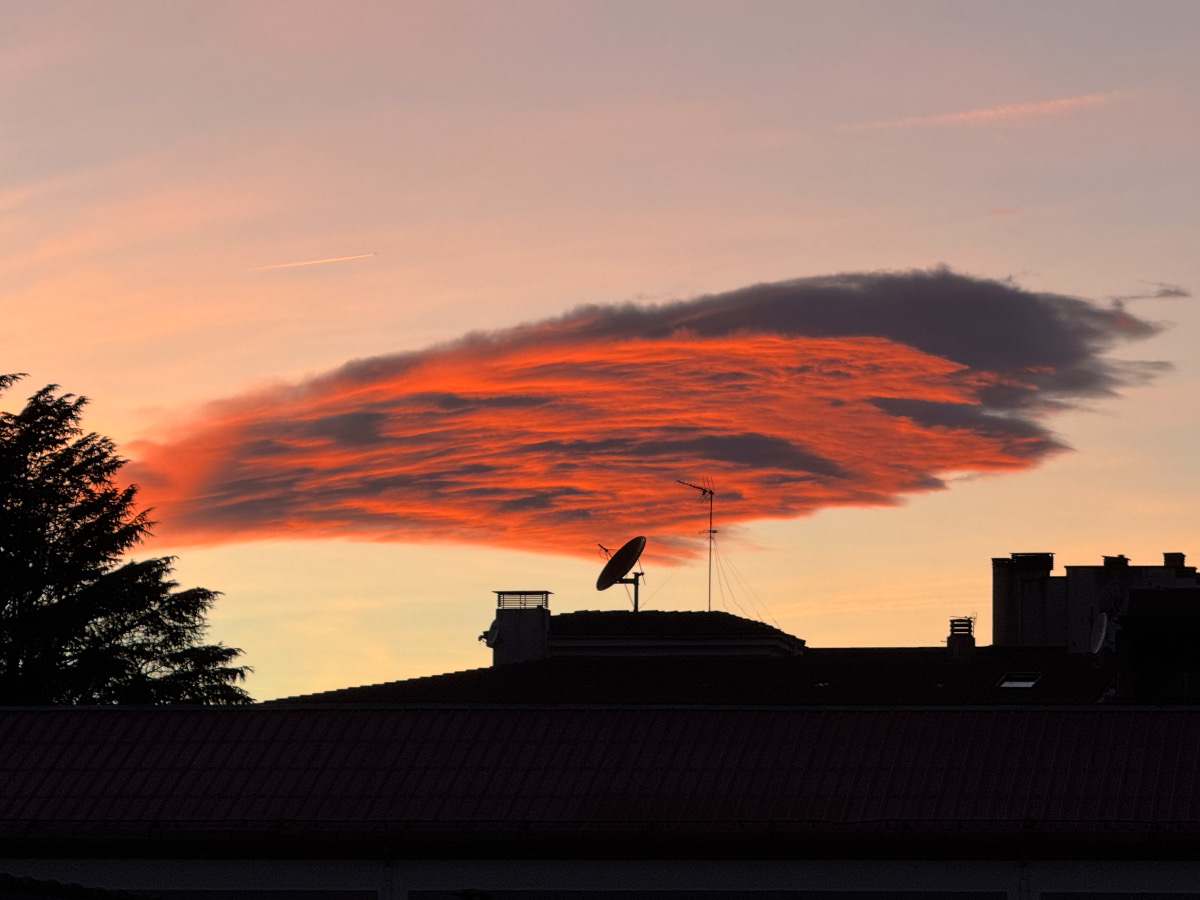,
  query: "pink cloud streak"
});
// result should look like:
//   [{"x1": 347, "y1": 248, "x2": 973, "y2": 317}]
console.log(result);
[{"x1": 839, "y1": 91, "x2": 1128, "y2": 132}]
